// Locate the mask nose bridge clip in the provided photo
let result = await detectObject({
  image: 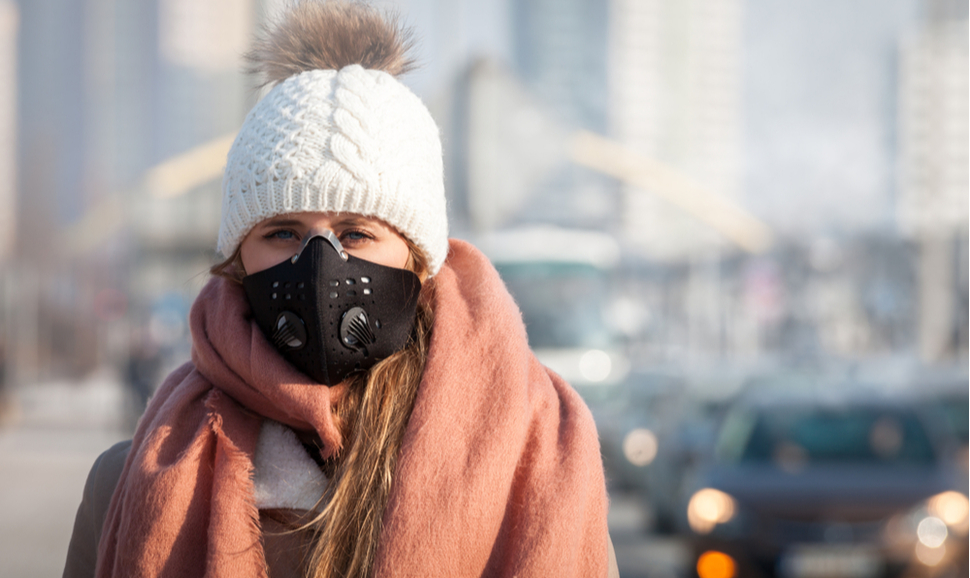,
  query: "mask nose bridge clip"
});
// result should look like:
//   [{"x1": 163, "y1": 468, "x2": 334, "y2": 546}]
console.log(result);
[{"x1": 291, "y1": 229, "x2": 349, "y2": 264}]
